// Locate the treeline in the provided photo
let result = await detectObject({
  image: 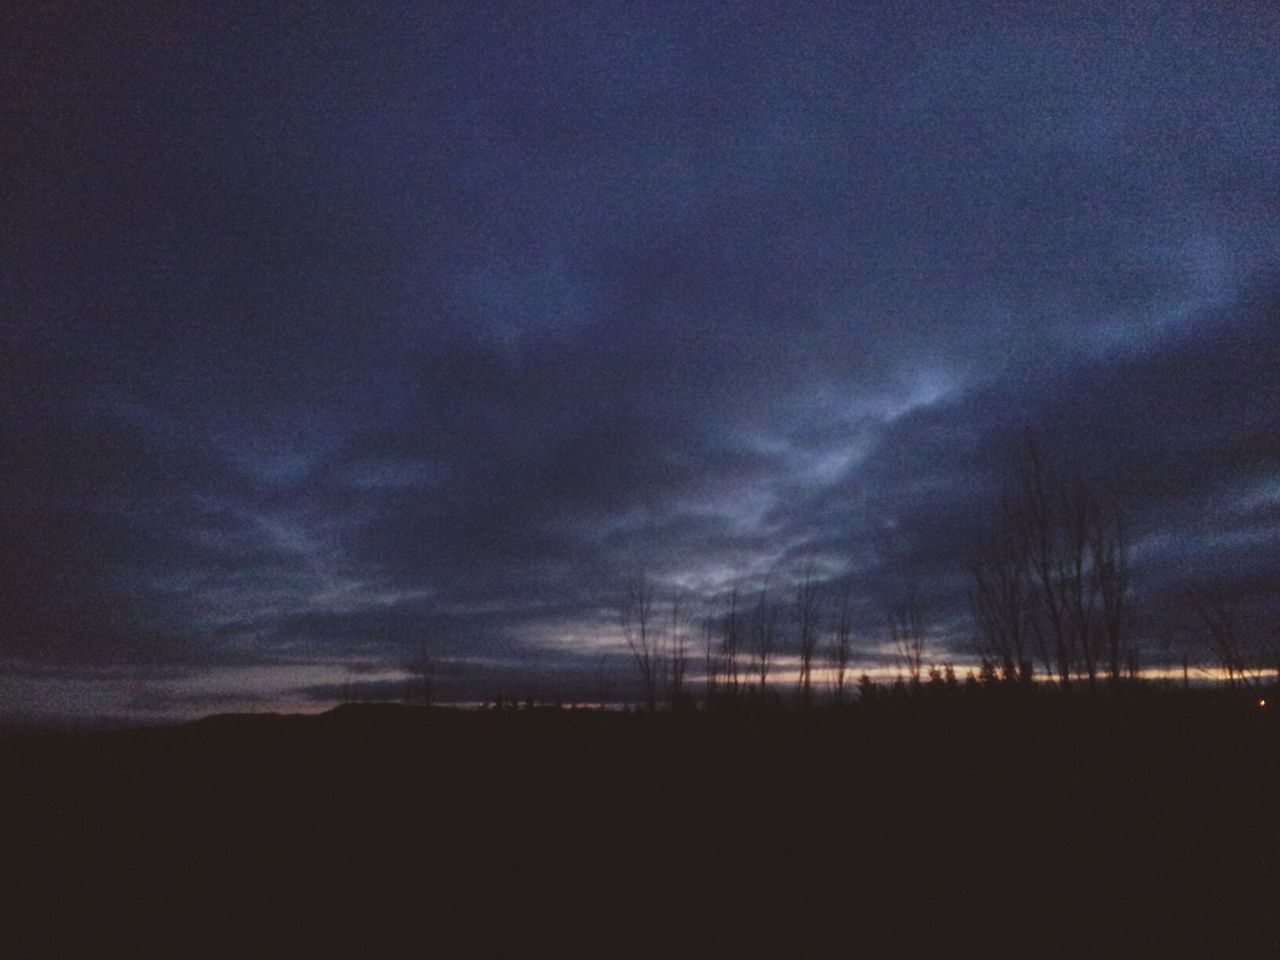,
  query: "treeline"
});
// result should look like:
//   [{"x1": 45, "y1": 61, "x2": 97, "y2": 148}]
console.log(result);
[{"x1": 614, "y1": 435, "x2": 1278, "y2": 712}]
